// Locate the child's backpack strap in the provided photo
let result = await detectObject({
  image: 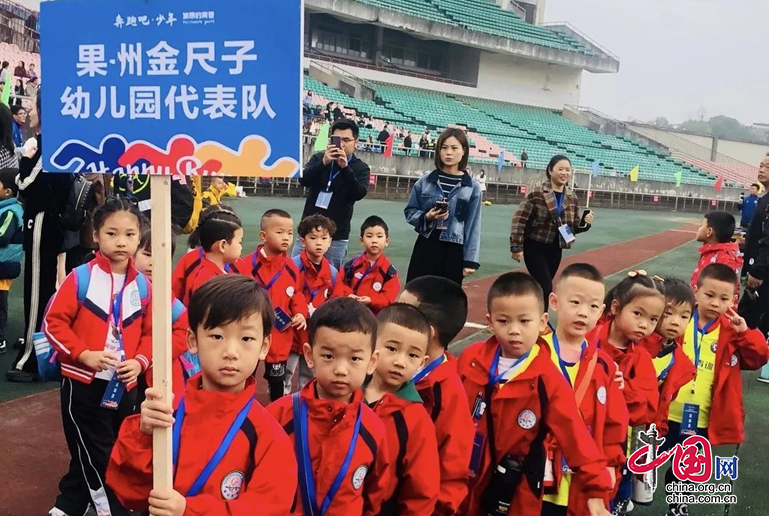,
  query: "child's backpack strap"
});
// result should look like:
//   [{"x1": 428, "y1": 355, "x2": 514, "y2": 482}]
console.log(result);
[
  {"x1": 378, "y1": 410, "x2": 408, "y2": 516},
  {"x1": 74, "y1": 264, "x2": 91, "y2": 304},
  {"x1": 382, "y1": 264, "x2": 398, "y2": 285},
  {"x1": 171, "y1": 298, "x2": 186, "y2": 325},
  {"x1": 239, "y1": 417, "x2": 258, "y2": 485},
  {"x1": 343, "y1": 259, "x2": 355, "y2": 285},
  {"x1": 292, "y1": 255, "x2": 304, "y2": 273},
  {"x1": 135, "y1": 273, "x2": 150, "y2": 308},
  {"x1": 330, "y1": 265, "x2": 338, "y2": 286}
]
